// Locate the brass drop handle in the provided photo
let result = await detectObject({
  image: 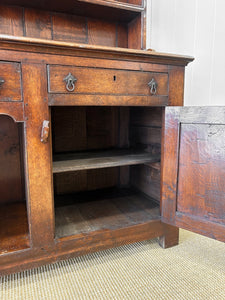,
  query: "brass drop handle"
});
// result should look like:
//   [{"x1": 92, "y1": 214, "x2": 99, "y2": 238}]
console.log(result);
[
  {"x1": 0, "y1": 78, "x2": 5, "y2": 88},
  {"x1": 63, "y1": 73, "x2": 77, "y2": 92},
  {"x1": 41, "y1": 120, "x2": 50, "y2": 143},
  {"x1": 148, "y1": 78, "x2": 157, "y2": 95}
]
